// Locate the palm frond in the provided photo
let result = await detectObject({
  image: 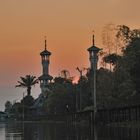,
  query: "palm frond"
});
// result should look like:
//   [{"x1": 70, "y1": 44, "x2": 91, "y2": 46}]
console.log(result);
[
  {"x1": 20, "y1": 77, "x2": 28, "y2": 86},
  {"x1": 17, "y1": 81, "x2": 26, "y2": 86},
  {"x1": 15, "y1": 75, "x2": 38, "y2": 94}
]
